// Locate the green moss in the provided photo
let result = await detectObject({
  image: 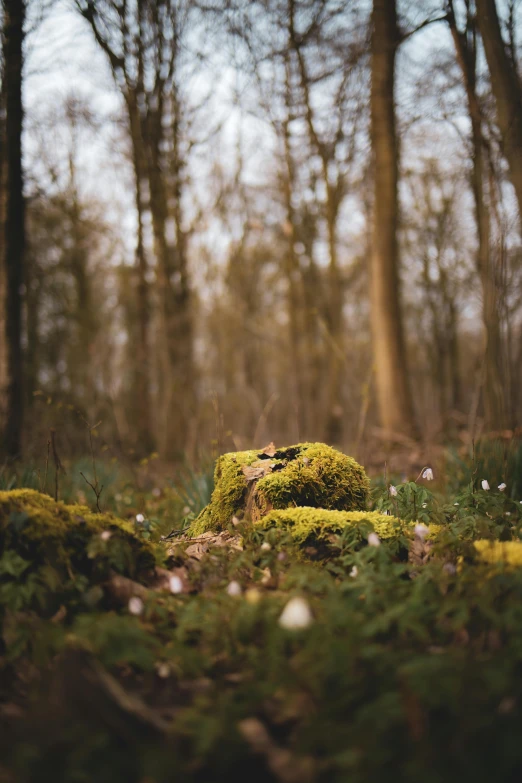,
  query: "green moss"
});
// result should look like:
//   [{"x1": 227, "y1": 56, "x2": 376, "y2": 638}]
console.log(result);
[
  {"x1": 190, "y1": 443, "x2": 370, "y2": 535},
  {"x1": 474, "y1": 539, "x2": 522, "y2": 567},
  {"x1": 258, "y1": 506, "x2": 403, "y2": 544},
  {"x1": 0, "y1": 489, "x2": 155, "y2": 580}
]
